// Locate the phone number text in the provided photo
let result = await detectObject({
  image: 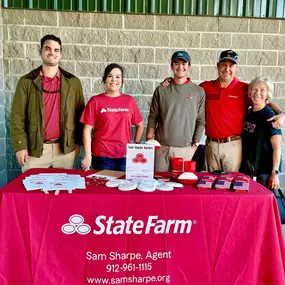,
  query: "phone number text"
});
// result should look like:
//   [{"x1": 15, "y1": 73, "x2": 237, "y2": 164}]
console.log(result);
[{"x1": 106, "y1": 263, "x2": 152, "y2": 272}]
